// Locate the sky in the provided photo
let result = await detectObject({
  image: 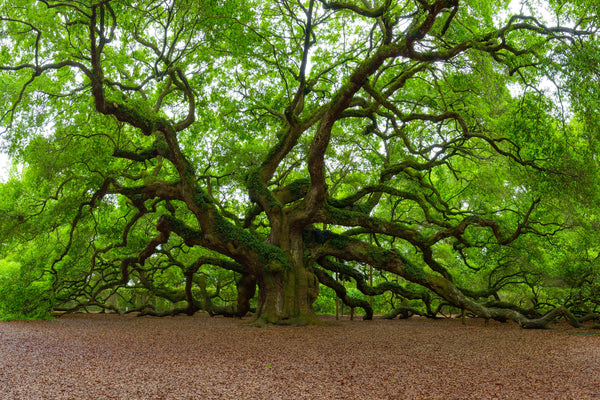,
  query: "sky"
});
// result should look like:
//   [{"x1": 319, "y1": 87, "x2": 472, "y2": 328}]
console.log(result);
[{"x1": 0, "y1": 153, "x2": 9, "y2": 183}]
